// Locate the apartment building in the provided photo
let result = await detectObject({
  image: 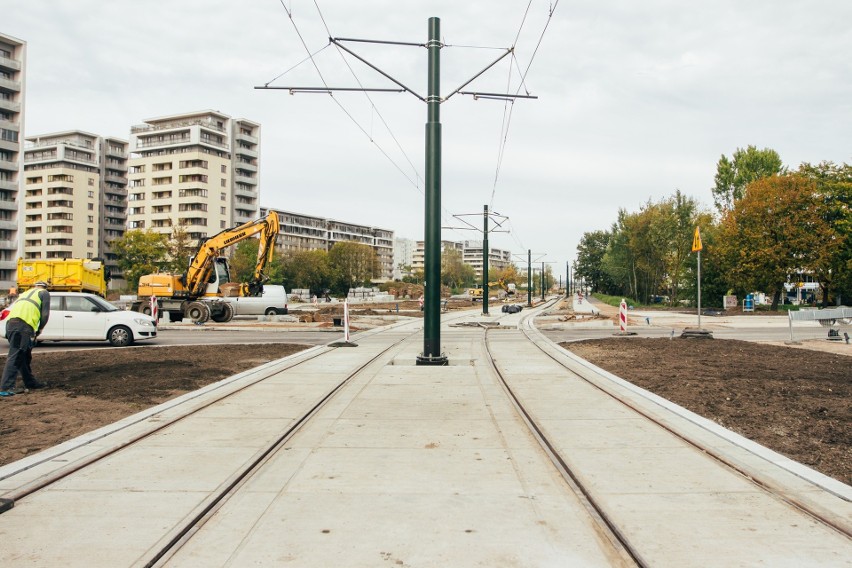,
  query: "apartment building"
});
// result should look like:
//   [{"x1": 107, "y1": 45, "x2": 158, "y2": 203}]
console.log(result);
[
  {"x1": 392, "y1": 237, "x2": 415, "y2": 280},
  {"x1": 22, "y1": 132, "x2": 128, "y2": 277},
  {"x1": 462, "y1": 240, "x2": 513, "y2": 278},
  {"x1": 262, "y1": 207, "x2": 395, "y2": 281},
  {"x1": 0, "y1": 33, "x2": 25, "y2": 289},
  {"x1": 410, "y1": 239, "x2": 512, "y2": 279},
  {"x1": 126, "y1": 110, "x2": 260, "y2": 243}
]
